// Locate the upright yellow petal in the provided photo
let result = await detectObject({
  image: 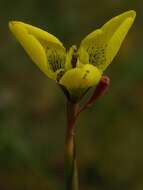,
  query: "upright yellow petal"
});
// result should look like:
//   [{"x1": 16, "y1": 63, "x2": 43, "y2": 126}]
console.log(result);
[
  {"x1": 14, "y1": 21, "x2": 64, "y2": 47},
  {"x1": 101, "y1": 10, "x2": 136, "y2": 70},
  {"x1": 9, "y1": 21, "x2": 66, "y2": 80},
  {"x1": 79, "y1": 10, "x2": 136, "y2": 71},
  {"x1": 104, "y1": 16, "x2": 135, "y2": 70},
  {"x1": 101, "y1": 10, "x2": 136, "y2": 40}
]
